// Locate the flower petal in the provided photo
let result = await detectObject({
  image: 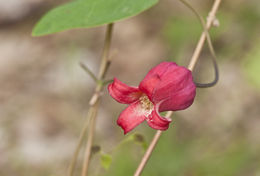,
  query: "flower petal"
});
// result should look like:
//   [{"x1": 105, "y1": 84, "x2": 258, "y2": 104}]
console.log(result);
[
  {"x1": 140, "y1": 61, "x2": 196, "y2": 111},
  {"x1": 139, "y1": 62, "x2": 176, "y2": 100},
  {"x1": 108, "y1": 78, "x2": 142, "y2": 104},
  {"x1": 146, "y1": 107, "x2": 172, "y2": 130},
  {"x1": 152, "y1": 63, "x2": 194, "y2": 101},
  {"x1": 159, "y1": 82, "x2": 196, "y2": 111},
  {"x1": 117, "y1": 101, "x2": 147, "y2": 134},
  {"x1": 154, "y1": 67, "x2": 196, "y2": 111}
]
